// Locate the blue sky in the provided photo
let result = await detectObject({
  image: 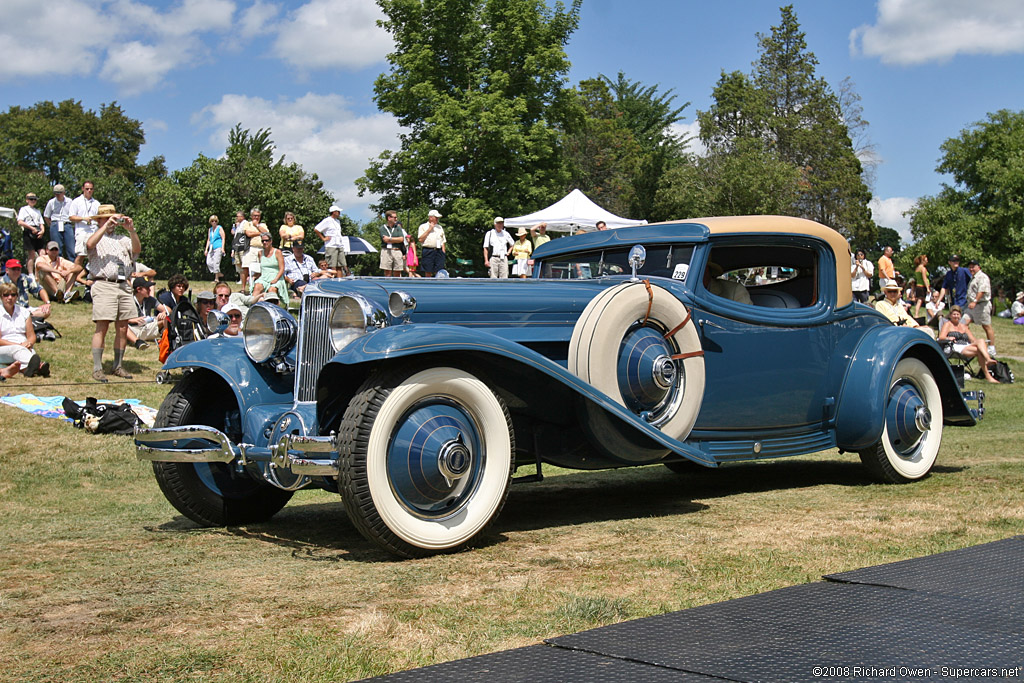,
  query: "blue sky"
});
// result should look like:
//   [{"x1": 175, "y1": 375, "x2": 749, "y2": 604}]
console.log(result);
[{"x1": 3, "y1": 0, "x2": 1024, "y2": 243}]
